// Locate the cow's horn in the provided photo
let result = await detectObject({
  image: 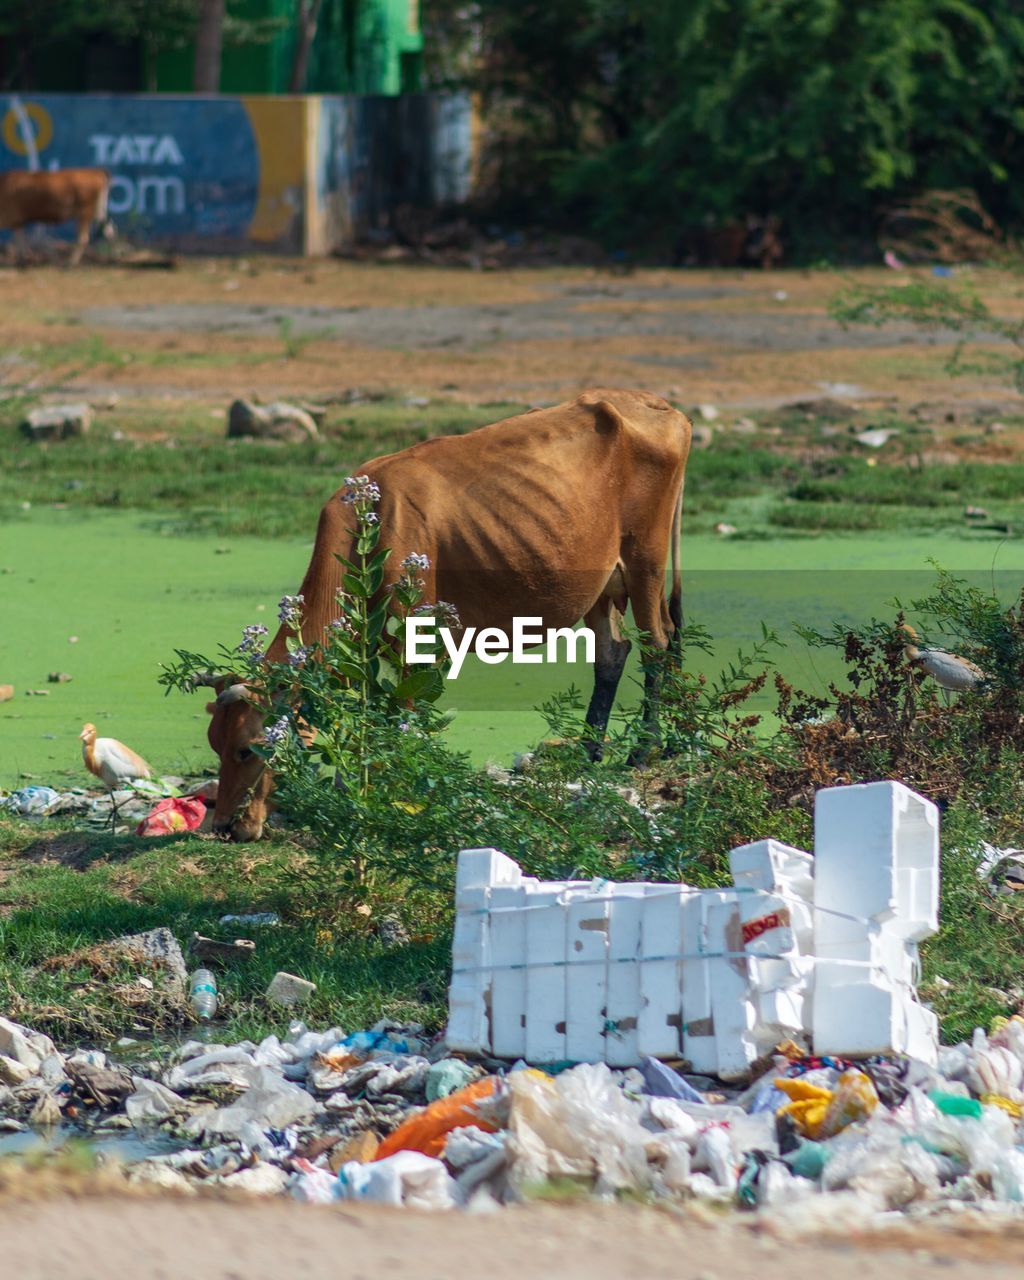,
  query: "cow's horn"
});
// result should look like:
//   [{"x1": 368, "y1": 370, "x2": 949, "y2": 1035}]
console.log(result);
[{"x1": 215, "y1": 683, "x2": 250, "y2": 707}]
